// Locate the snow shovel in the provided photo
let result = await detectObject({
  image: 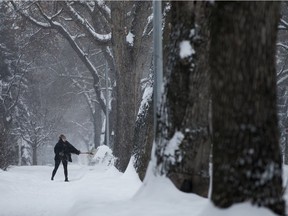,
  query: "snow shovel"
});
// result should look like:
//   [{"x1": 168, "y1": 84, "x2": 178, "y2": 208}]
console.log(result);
[{"x1": 80, "y1": 152, "x2": 94, "y2": 155}]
